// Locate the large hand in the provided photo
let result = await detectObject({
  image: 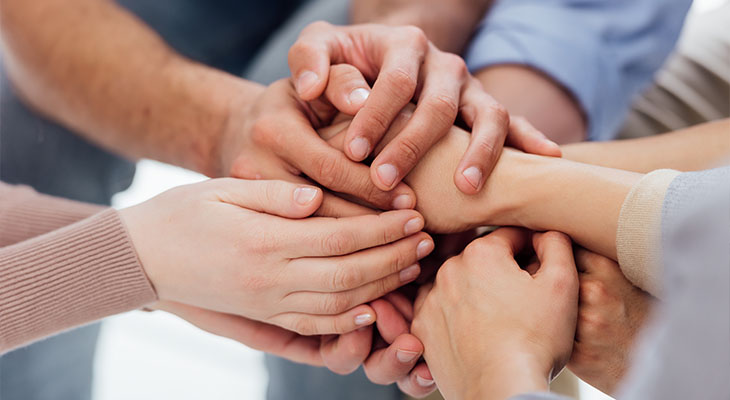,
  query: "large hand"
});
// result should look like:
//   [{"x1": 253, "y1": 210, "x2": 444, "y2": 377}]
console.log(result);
[
  {"x1": 120, "y1": 179, "x2": 434, "y2": 335},
  {"x1": 289, "y1": 22, "x2": 561, "y2": 194},
  {"x1": 568, "y1": 249, "x2": 654, "y2": 395},
  {"x1": 412, "y1": 228, "x2": 579, "y2": 400},
  {"x1": 218, "y1": 76, "x2": 416, "y2": 214}
]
